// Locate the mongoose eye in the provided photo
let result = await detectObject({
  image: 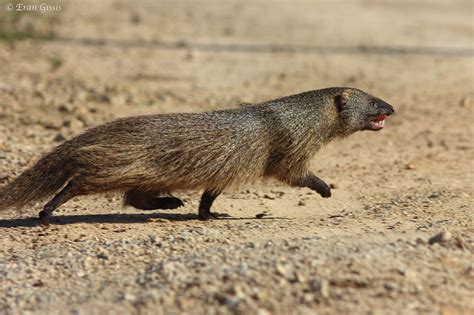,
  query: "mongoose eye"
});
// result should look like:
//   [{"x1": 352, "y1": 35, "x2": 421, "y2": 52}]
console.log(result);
[{"x1": 371, "y1": 101, "x2": 379, "y2": 109}]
